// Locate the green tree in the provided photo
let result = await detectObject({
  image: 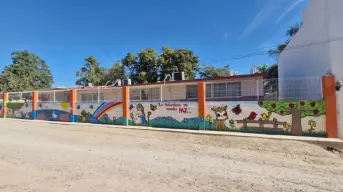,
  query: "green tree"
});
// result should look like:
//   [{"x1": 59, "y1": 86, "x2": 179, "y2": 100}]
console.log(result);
[
  {"x1": 255, "y1": 64, "x2": 270, "y2": 74},
  {"x1": 102, "y1": 61, "x2": 126, "y2": 85},
  {"x1": 268, "y1": 64, "x2": 278, "y2": 79},
  {"x1": 268, "y1": 23, "x2": 302, "y2": 58},
  {"x1": 76, "y1": 56, "x2": 106, "y2": 86},
  {"x1": 122, "y1": 48, "x2": 159, "y2": 83},
  {"x1": 0, "y1": 50, "x2": 54, "y2": 92},
  {"x1": 258, "y1": 100, "x2": 325, "y2": 136},
  {"x1": 199, "y1": 64, "x2": 232, "y2": 78},
  {"x1": 159, "y1": 46, "x2": 199, "y2": 80}
]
